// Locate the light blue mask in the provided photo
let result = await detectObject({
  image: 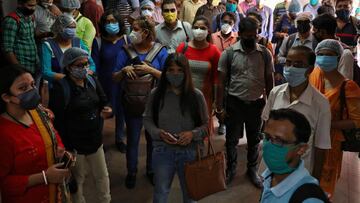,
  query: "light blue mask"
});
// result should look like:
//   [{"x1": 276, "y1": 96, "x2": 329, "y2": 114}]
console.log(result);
[
  {"x1": 105, "y1": 23, "x2": 120, "y2": 35},
  {"x1": 61, "y1": 27, "x2": 76, "y2": 39},
  {"x1": 310, "y1": 0, "x2": 318, "y2": 6},
  {"x1": 283, "y1": 66, "x2": 308, "y2": 87},
  {"x1": 315, "y1": 55, "x2": 338, "y2": 72},
  {"x1": 263, "y1": 139, "x2": 297, "y2": 174},
  {"x1": 226, "y1": 3, "x2": 237, "y2": 13}
]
